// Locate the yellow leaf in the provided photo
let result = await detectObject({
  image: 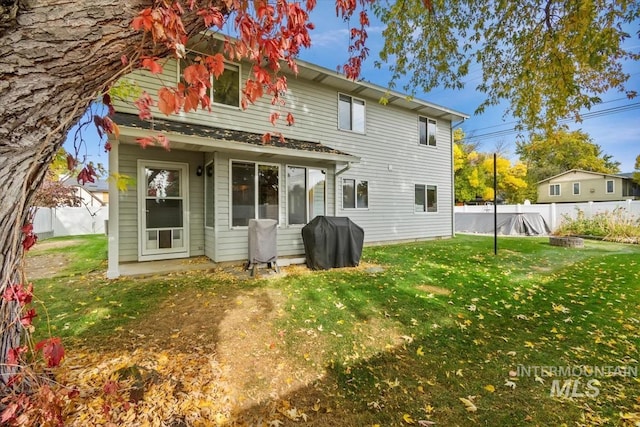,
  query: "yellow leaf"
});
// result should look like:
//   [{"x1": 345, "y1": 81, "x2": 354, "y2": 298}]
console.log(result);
[
  {"x1": 484, "y1": 384, "x2": 495, "y2": 393},
  {"x1": 459, "y1": 396, "x2": 477, "y2": 412},
  {"x1": 417, "y1": 385, "x2": 424, "y2": 393},
  {"x1": 524, "y1": 341, "x2": 535, "y2": 348},
  {"x1": 403, "y1": 413, "x2": 415, "y2": 424},
  {"x1": 416, "y1": 346, "x2": 425, "y2": 356}
]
